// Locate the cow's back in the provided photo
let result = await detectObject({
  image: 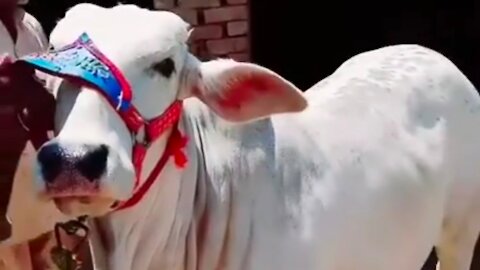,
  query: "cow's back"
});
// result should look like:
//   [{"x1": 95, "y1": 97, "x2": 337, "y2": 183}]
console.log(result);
[
  {"x1": 270, "y1": 44, "x2": 480, "y2": 270},
  {"x1": 298, "y1": 44, "x2": 480, "y2": 232},
  {"x1": 187, "y1": 44, "x2": 480, "y2": 270}
]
